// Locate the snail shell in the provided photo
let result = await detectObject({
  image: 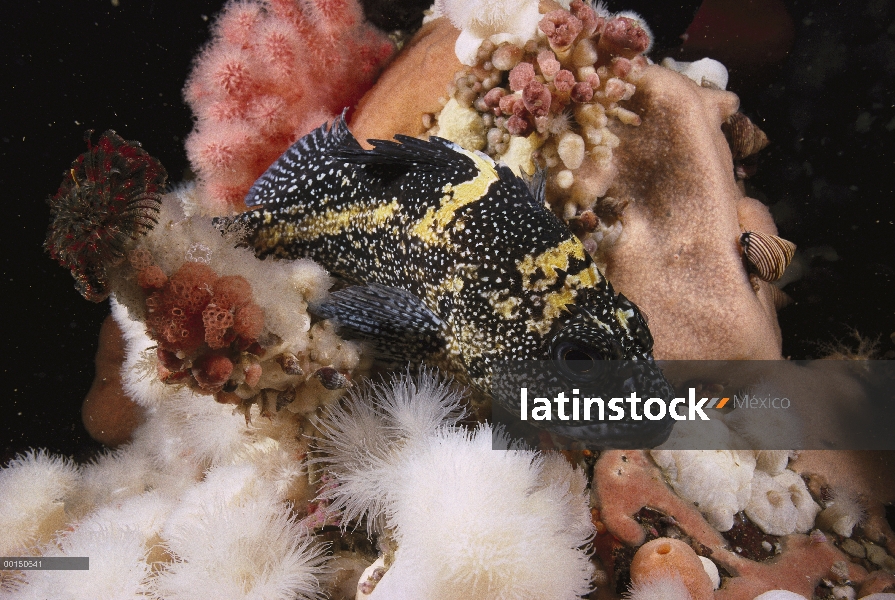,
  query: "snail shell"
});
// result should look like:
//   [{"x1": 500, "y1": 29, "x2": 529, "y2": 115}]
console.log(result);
[
  {"x1": 768, "y1": 284, "x2": 793, "y2": 311},
  {"x1": 722, "y1": 112, "x2": 769, "y2": 160},
  {"x1": 740, "y1": 230, "x2": 796, "y2": 282}
]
